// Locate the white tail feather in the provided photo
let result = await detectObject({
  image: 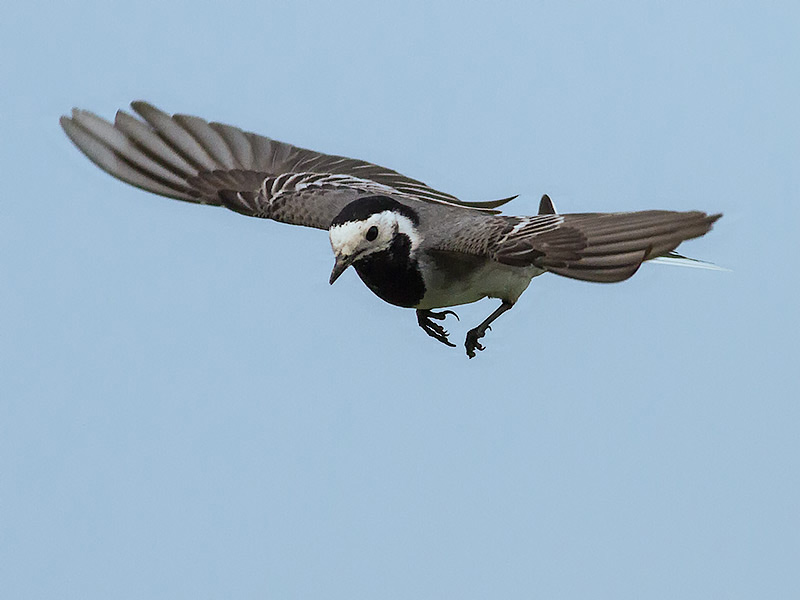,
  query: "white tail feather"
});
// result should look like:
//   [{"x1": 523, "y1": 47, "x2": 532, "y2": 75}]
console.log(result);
[{"x1": 649, "y1": 254, "x2": 730, "y2": 271}]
